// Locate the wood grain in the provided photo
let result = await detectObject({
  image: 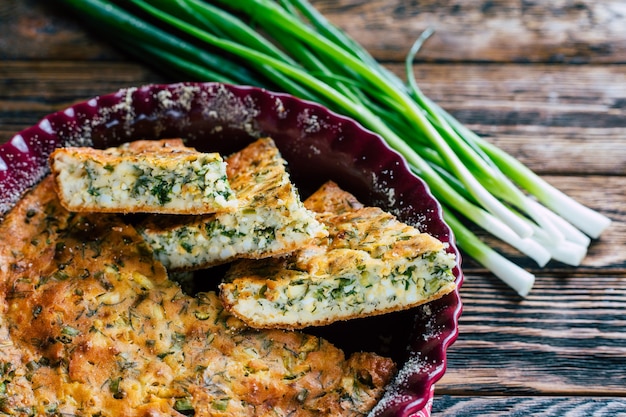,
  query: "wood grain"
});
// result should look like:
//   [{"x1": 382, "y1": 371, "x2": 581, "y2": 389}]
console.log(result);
[
  {"x1": 440, "y1": 272, "x2": 626, "y2": 393},
  {"x1": 431, "y1": 396, "x2": 626, "y2": 416},
  {"x1": 0, "y1": 61, "x2": 165, "y2": 140},
  {"x1": 311, "y1": 0, "x2": 626, "y2": 63},
  {"x1": 2, "y1": 60, "x2": 622, "y2": 269},
  {"x1": 0, "y1": 0, "x2": 120, "y2": 60}
]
